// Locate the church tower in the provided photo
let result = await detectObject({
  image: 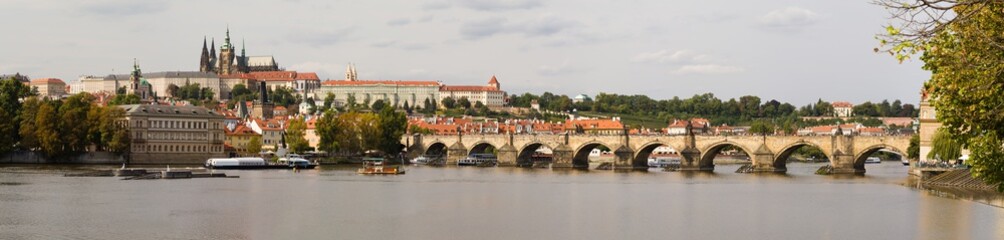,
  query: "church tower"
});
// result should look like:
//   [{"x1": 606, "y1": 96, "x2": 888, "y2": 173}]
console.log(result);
[
  {"x1": 129, "y1": 59, "x2": 142, "y2": 95},
  {"x1": 199, "y1": 37, "x2": 210, "y2": 72},
  {"x1": 346, "y1": 63, "x2": 357, "y2": 81},
  {"x1": 218, "y1": 27, "x2": 237, "y2": 75},
  {"x1": 488, "y1": 75, "x2": 500, "y2": 90},
  {"x1": 209, "y1": 38, "x2": 217, "y2": 72}
]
